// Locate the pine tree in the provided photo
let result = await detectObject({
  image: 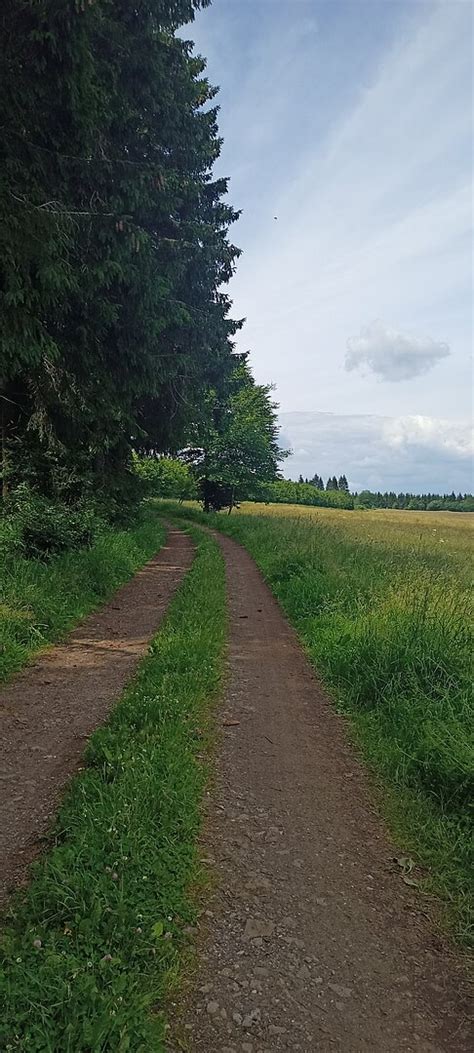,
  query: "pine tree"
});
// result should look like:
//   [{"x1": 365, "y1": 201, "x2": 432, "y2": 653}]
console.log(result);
[{"x1": 338, "y1": 474, "x2": 349, "y2": 491}]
